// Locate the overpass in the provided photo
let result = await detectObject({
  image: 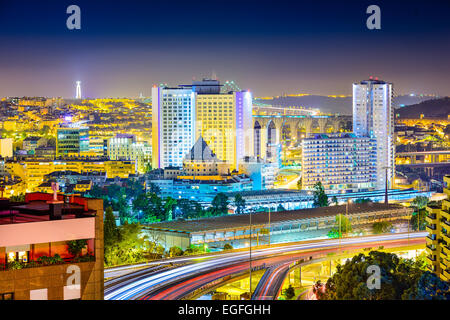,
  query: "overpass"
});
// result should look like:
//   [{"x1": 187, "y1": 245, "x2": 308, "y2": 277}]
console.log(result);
[
  {"x1": 396, "y1": 150, "x2": 450, "y2": 165},
  {"x1": 104, "y1": 232, "x2": 426, "y2": 300}
]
